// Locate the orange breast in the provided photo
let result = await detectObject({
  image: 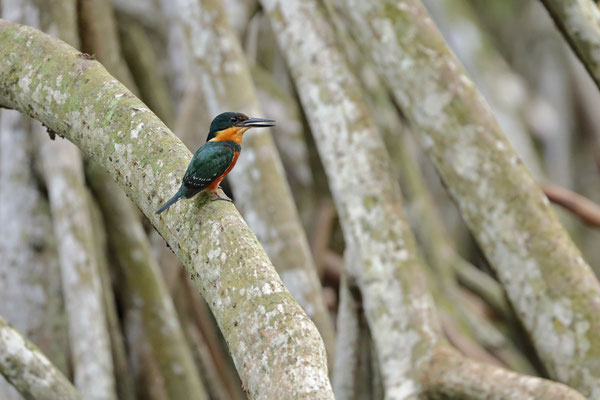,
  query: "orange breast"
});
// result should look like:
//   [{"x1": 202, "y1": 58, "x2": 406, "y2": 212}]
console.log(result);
[{"x1": 206, "y1": 150, "x2": 240, "y2": 192}]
